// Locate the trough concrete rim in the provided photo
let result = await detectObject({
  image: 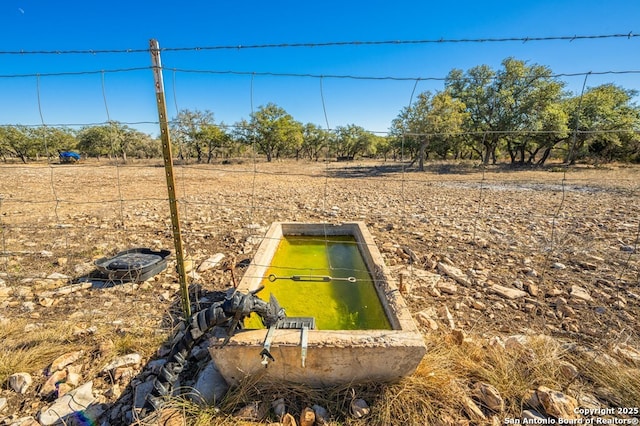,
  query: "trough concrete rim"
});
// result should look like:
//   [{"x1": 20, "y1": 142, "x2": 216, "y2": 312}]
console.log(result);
[{"x1": 209, "y1": 221, "x2": 426, "y2": 386}]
